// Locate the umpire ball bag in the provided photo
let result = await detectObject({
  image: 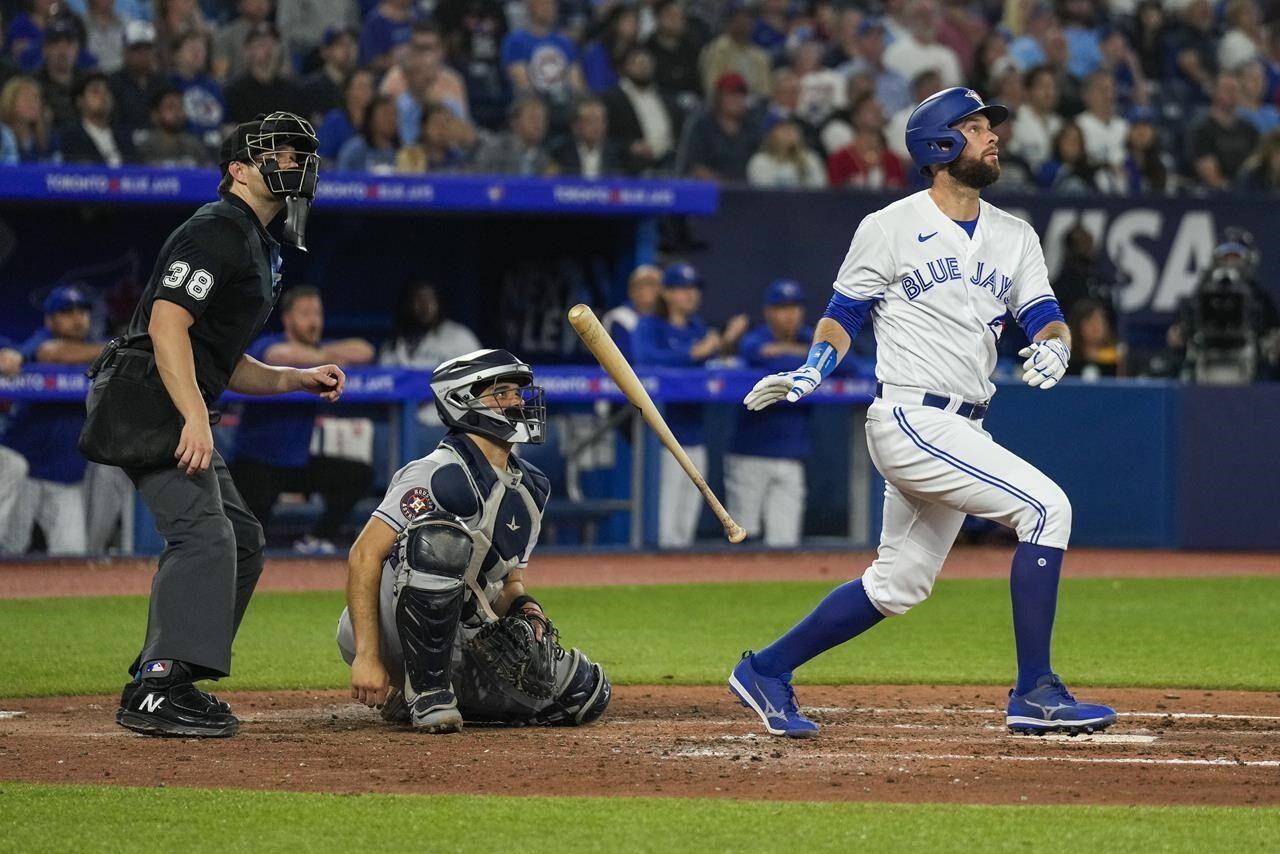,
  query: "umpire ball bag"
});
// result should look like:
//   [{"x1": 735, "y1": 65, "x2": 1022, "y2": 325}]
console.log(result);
[{"x1": 78, "y1": 338, "x2": 186, "y2": 470}]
